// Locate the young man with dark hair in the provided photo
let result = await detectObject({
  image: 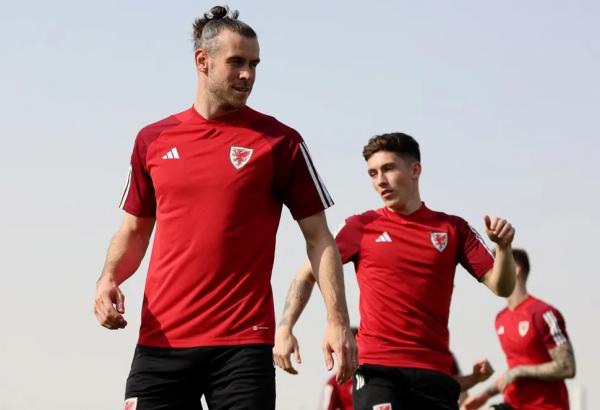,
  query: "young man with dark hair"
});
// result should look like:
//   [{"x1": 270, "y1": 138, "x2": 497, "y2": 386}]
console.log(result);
[
  {"x1": 93, "y1": 6, "x2": 357, "y2": 410},
  {"x1": 273, "y1": 132, "x2": 516, "y2": 410},
  {"x1": 463, "y1": 249, "x2": 576, "y2": 410}
]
